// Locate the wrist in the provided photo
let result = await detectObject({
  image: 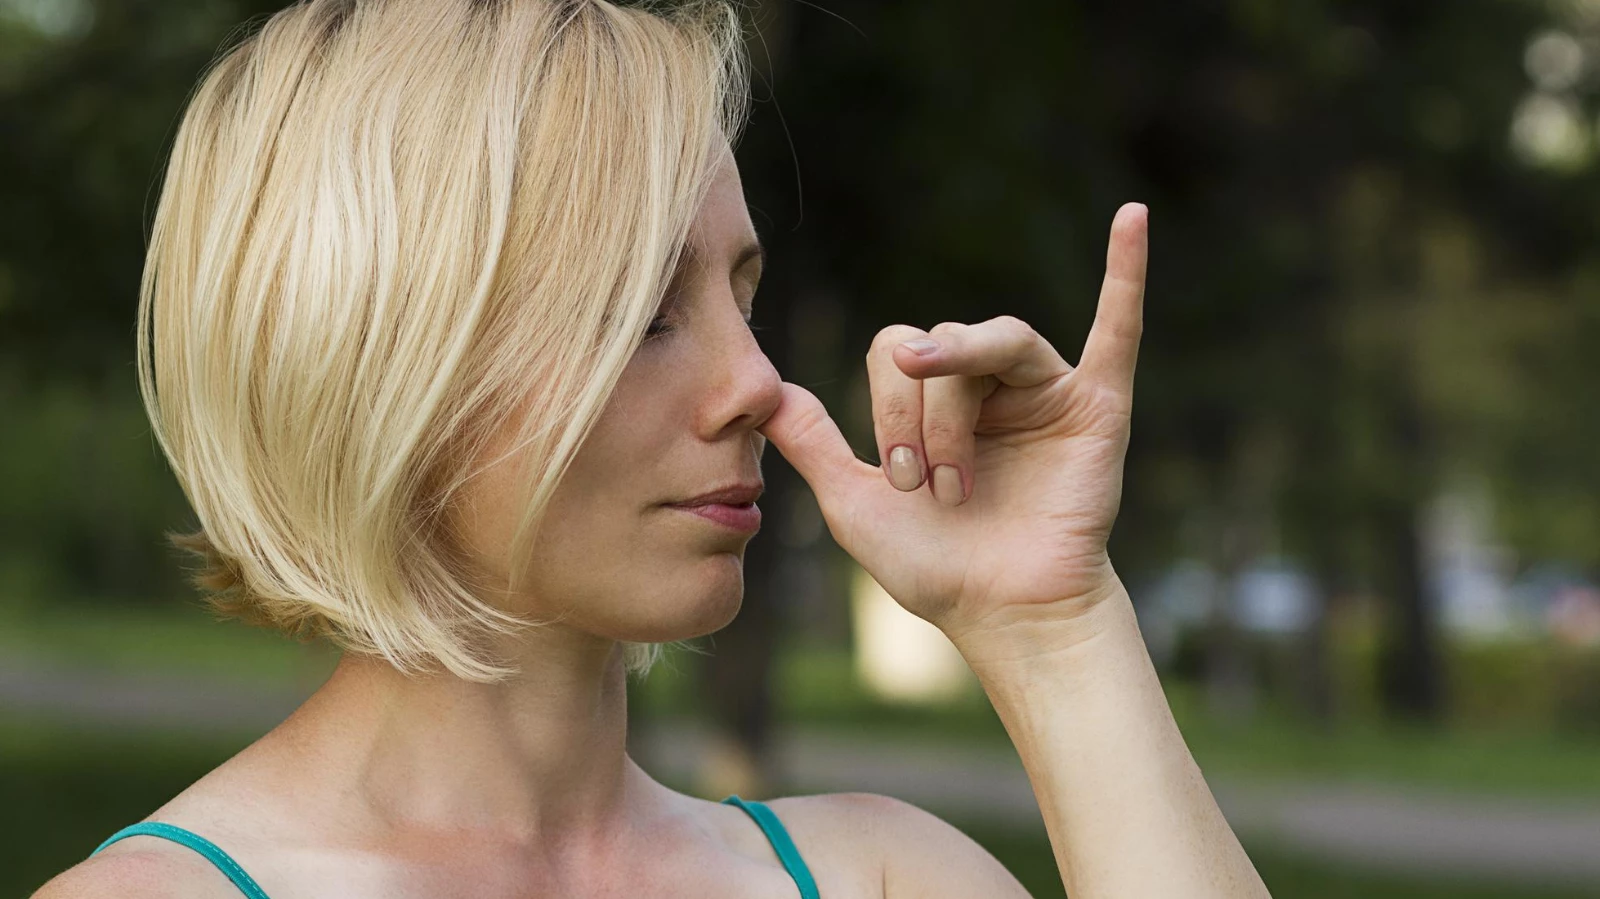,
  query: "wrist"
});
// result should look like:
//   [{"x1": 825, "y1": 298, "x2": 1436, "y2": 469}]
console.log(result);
[{"x1": 947, "y1": 575, "x2": 1138, "y2": 675}]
